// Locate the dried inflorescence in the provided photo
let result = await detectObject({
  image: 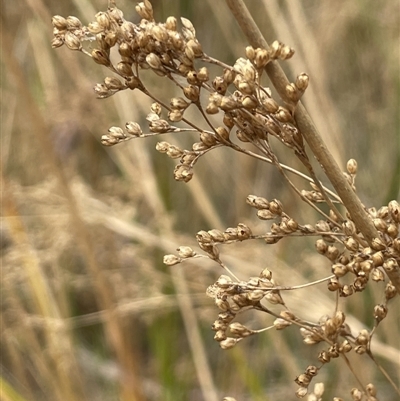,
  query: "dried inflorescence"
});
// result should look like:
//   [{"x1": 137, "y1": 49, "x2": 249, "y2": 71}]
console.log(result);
[
  {"x1": 52, "y1": 0, "x2": 305, "y2": 184},
  {"x1": 52, "y1": 1, "x2": 399, "y2": 399}
]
